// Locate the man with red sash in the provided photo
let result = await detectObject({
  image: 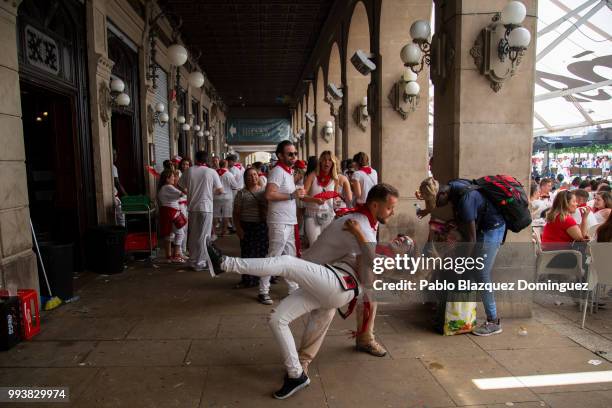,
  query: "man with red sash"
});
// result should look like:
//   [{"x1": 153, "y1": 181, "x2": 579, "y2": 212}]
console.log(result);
[
  {"x1": 205, "y1": 183, "x2": 408, "y2": 399},
  {"x1": 350, "y1": 151, "x2": 378, "y2": 206},
  {"x1": 258, "y1": 140, "x2": 305, "y2": 305}
]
